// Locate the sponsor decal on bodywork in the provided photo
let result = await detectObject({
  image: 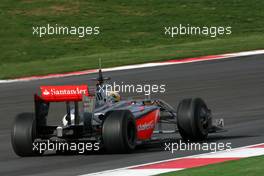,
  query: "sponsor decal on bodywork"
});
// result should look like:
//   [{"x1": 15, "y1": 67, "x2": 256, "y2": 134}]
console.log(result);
[
  {"x1": 136, "y1": 109, "x2": 160, "y2": 140},
  {"x1": 40, "y1": 85, "x2": 89, "y2": 102},
  {"x1": 137, "y1": 120, "x2": 155, "y2": 131}
]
